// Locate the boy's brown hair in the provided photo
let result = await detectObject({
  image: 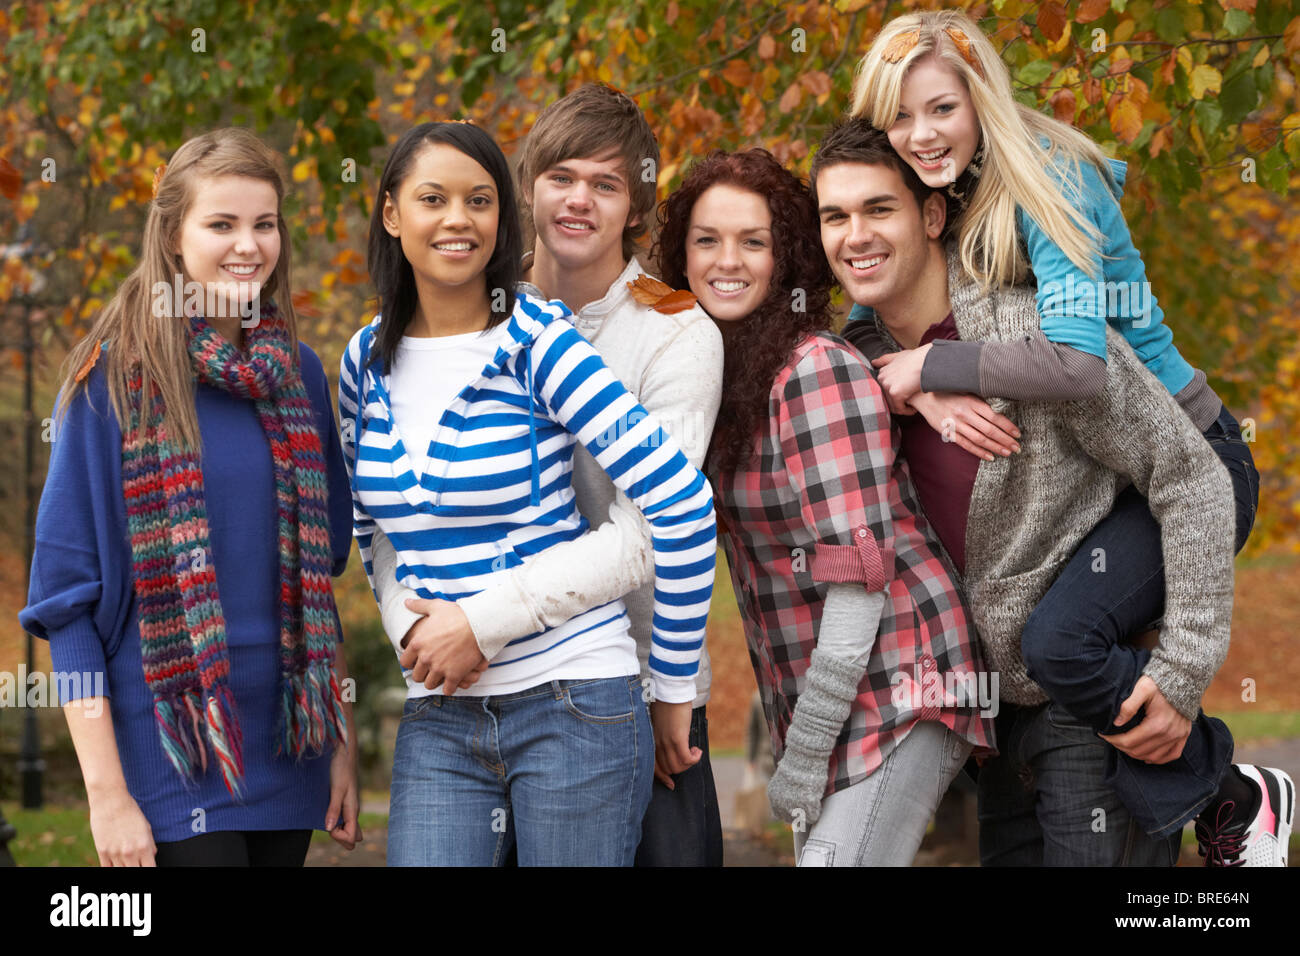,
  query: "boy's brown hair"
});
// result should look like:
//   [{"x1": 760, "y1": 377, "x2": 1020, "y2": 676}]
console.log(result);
[
  {"x1": 516, "y1": 83, "x2": 660, "y2": 261},
  {"x1": 809, "y1": 117, "x2": 935, "y2": 214}
]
